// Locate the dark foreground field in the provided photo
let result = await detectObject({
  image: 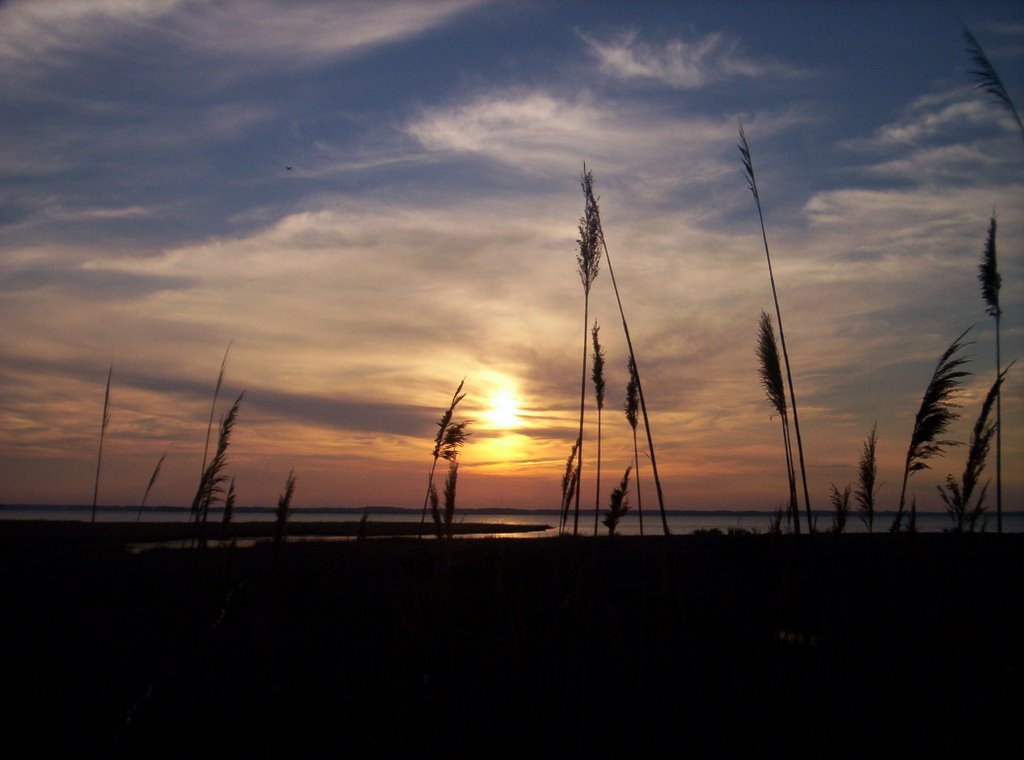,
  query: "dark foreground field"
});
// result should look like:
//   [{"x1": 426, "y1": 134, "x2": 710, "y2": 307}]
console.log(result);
[{"x1": 1, "y1": 523, "x2": 1021, "y2": 756}]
